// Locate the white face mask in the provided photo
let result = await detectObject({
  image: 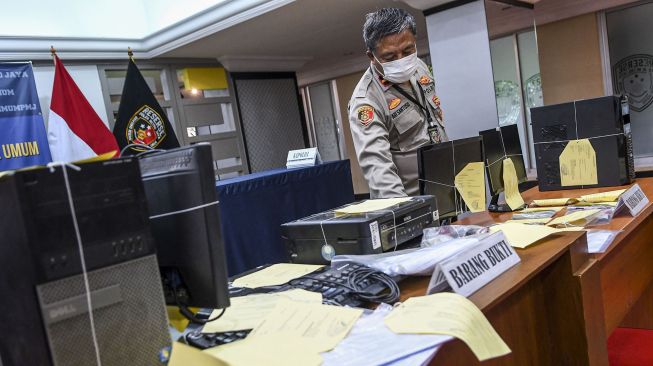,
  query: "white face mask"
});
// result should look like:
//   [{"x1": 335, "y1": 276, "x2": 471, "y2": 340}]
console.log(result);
[{"x1": 373, "y1": 50, "x2": 418, "y2": 83}]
